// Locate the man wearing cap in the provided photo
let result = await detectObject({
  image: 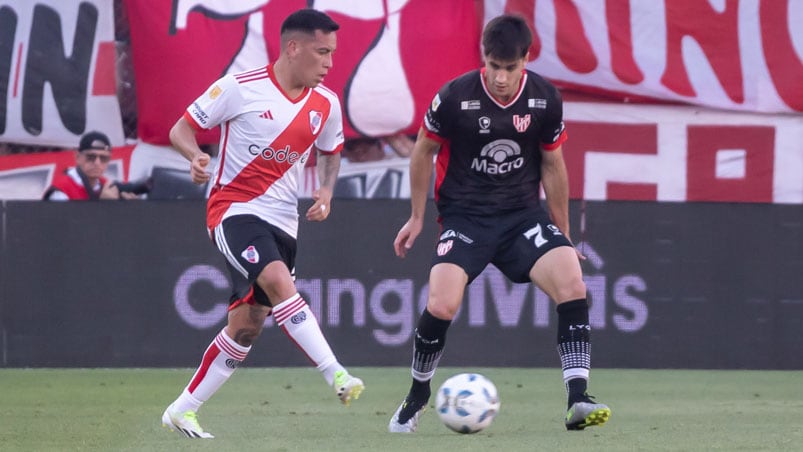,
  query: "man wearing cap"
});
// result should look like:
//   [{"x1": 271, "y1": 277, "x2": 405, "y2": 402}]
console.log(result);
[{"x1": 43, "y1": 131, "x2": 138, "y2": 201}]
